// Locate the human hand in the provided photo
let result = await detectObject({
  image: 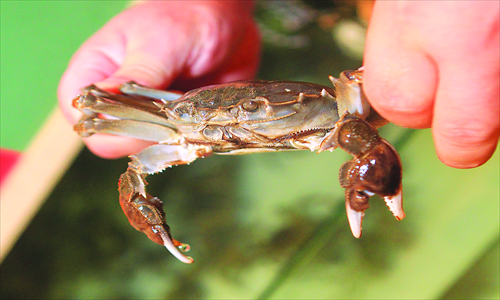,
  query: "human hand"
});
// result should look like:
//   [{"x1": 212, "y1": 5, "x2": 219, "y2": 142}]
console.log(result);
[
  {"x1": 363, "y1": 1, "x2": 499, "y2": 168},
  {"x1": 58, "y1": 1, "x2": 260, "y2": 158}
]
